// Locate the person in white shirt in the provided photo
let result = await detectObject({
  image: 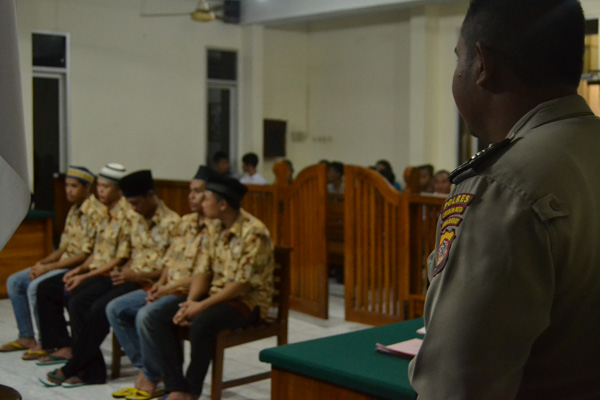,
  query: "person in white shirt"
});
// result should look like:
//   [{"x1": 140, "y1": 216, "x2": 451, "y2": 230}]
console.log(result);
[{"x1": 239, "y1": 153, "x2": 268, "y2": 185}]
